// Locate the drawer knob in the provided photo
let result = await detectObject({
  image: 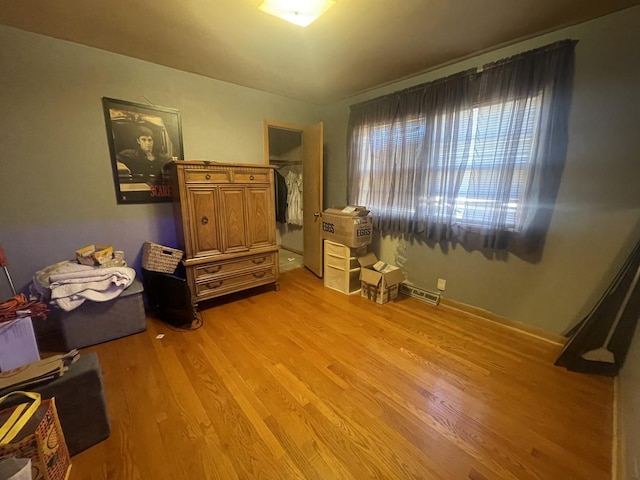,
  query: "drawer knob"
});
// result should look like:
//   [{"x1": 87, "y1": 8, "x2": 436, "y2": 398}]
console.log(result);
[
  {"x1": 253, "y1": 271, "x2": 266, "y2": 278},
  {"x1": 250, "y1": 175, "x2": 255, "y2": 180},
  {"x1": 205, "y1": 265, "x2": 222, "y2": 274},
  {"x1": 206, "y1": 281, "x2": 223, "y2": 289},
  {"x1": 201, "y1": 216, "x2": 209, "y2": 225},
  {"x1": 252, "y1": 257, "x2": 266, "y2": 264},
  {"x1": 205, "y1": 174, "x2": 211, "y2": 180}
]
